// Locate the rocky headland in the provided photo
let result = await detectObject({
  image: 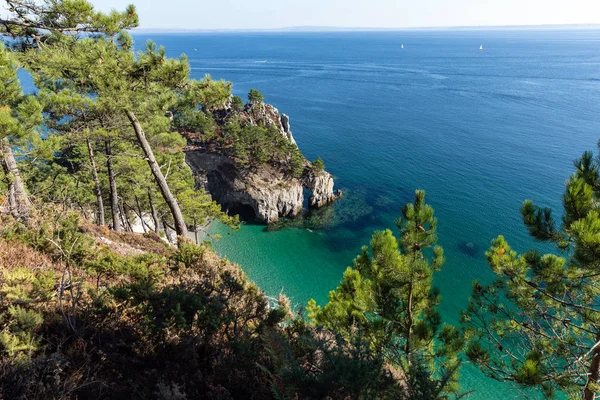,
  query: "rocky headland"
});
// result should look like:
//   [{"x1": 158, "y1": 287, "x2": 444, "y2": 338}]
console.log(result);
[{"x1": 182, "y1": 101, "x2": 341, "y2": 223}]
